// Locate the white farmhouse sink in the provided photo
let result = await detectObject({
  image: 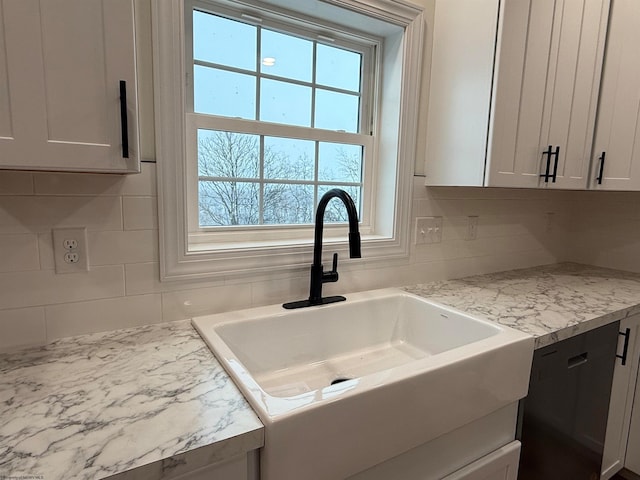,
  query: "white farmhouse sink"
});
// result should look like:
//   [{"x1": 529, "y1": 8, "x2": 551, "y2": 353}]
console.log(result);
[{"x1": 193, "y1": 288, "x2": 534, "y2": 480}]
